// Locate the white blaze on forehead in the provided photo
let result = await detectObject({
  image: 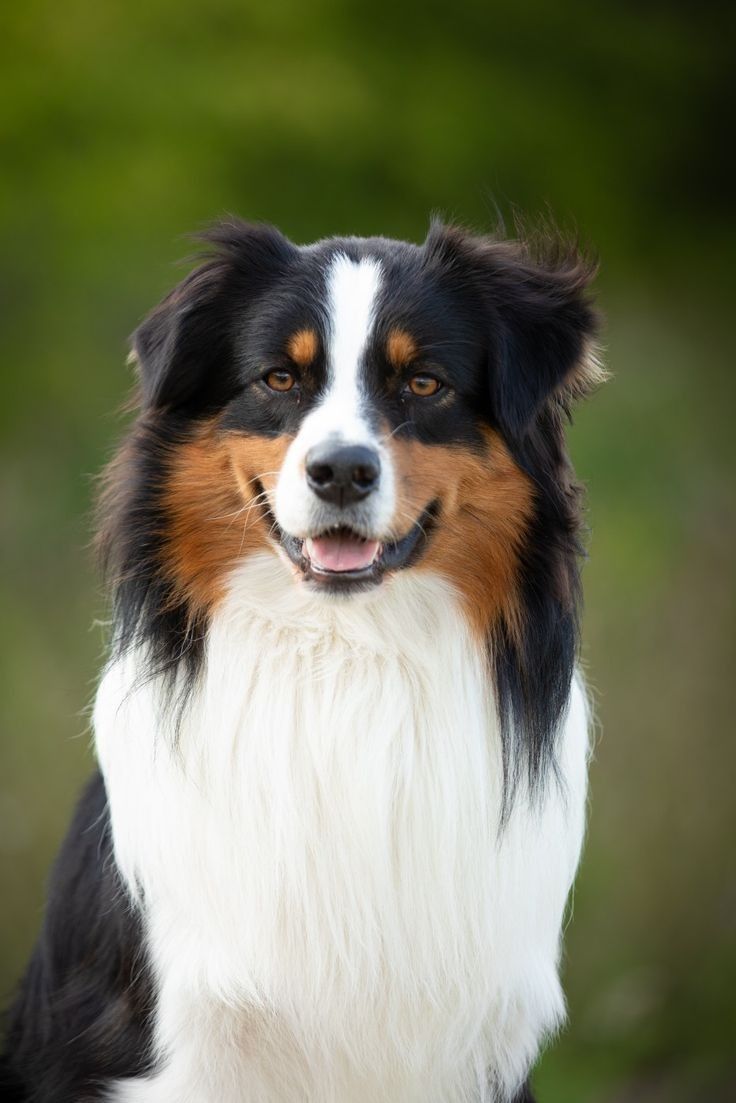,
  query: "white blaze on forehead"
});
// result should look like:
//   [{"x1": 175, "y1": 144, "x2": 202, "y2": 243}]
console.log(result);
[
  {"x1": 274, "y1": 253, "x2": 395, "y2": 538},
  {"x1": 321, "y1": 252, "x2": 382, "y2": 439}
]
